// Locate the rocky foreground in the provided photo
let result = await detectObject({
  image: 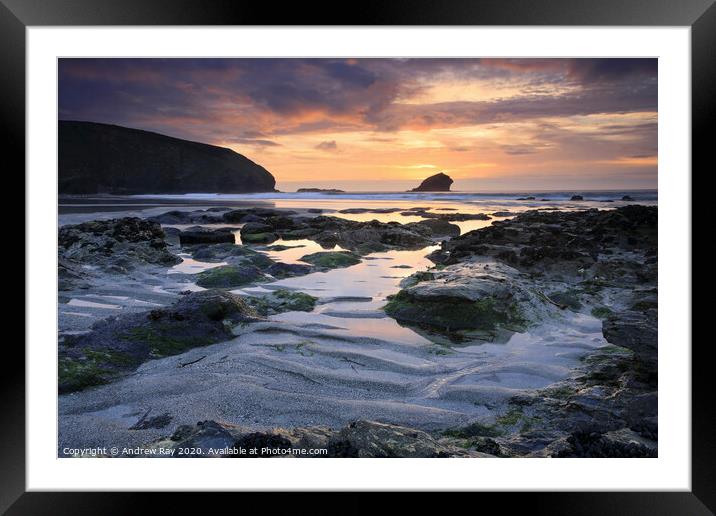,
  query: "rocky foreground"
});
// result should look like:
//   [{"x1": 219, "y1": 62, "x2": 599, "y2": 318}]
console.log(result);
[
  {"x1": 385, "y1": 205, "x2": 658, "y2": 456},
  {"x1": 58, "y1": 205, "x2": 658, "y2": 458}
]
